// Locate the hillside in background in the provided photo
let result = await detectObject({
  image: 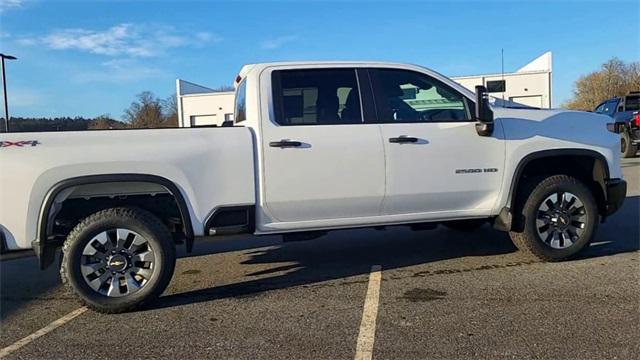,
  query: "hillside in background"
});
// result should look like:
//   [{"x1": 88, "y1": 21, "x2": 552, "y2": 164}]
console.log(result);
[{"x1": 5, "y1": 116, "x2": 128, "y2": 132}]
